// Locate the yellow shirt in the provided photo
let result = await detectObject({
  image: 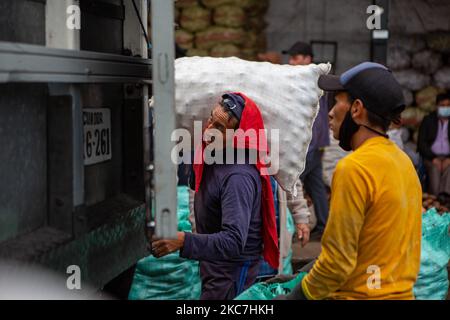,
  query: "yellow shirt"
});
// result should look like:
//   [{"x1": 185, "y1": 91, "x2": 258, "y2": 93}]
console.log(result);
[{"x1": 302, "y1": 137, "x2": 422, "y2": 300}]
